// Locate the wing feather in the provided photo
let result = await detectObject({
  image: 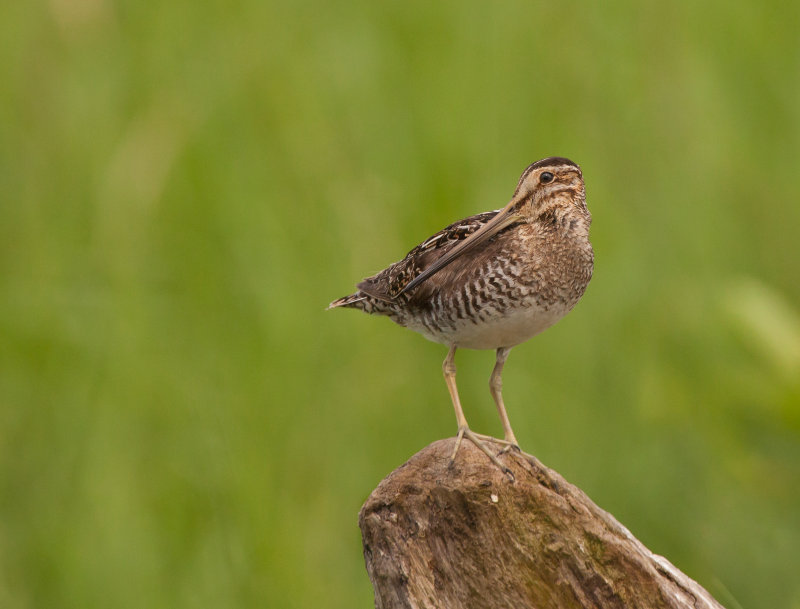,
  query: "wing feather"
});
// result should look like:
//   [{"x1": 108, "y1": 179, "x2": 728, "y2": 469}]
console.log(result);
[{"x1": 356, "y1": 210, "x2": 500, "y2": 300}]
